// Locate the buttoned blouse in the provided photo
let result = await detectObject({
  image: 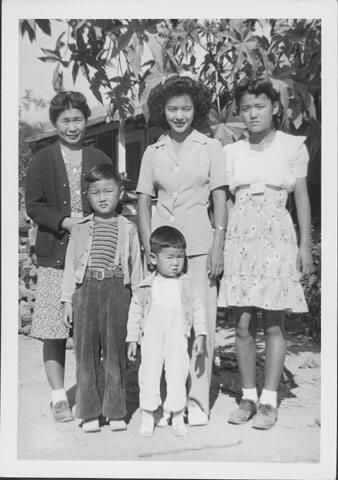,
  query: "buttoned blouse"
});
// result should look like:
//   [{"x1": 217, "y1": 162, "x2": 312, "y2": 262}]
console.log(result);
[
  {"x1": 223, "y1": 131, "x2": 309, "y2": 194},
  {"x1": 136, "y1": 129, "x2": 227, "y2": 256}
]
